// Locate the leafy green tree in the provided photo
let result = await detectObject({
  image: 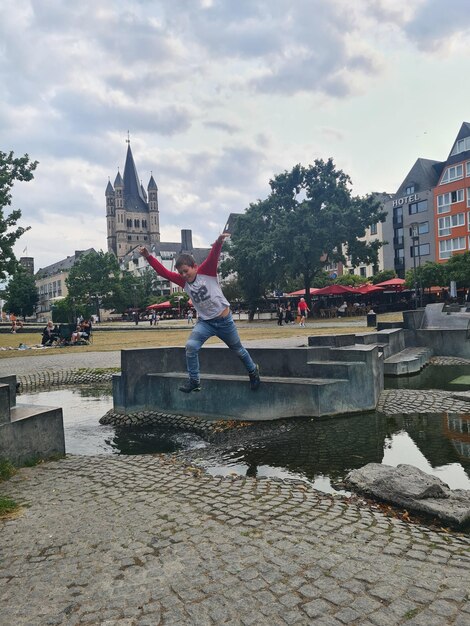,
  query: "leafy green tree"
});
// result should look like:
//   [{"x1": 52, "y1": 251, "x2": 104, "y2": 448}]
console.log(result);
[
  {"x1": 223, "y1": 159, "x2": 386, "y2": 310},
  {"x1": 335, "y1": 274, "x2": 368, "y2": 287},
  {"x1": 443, "y1": 251, "x2": 470, "y2": 288},
  {"x1": 0, "y1": 151, "x2": 38, "y2": 280},
  {"x1": 221, "y1": 277, "x2": 244, "y2": 303},
  {"x1": 371, "y1": 269, "x2": 397, "y2": 284},
  {"x1": 51, "y1": 296, "x2": 89, "y2": 324},
  {"x1": 4, "y1": 266, "x2": 38, "y2": 319},
  {"x1": 404, "y1": 261, "x2": 447, "y2": 291},
  {"x1": 66, "y1": 250, "x2": 121, "y2": 317}
]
